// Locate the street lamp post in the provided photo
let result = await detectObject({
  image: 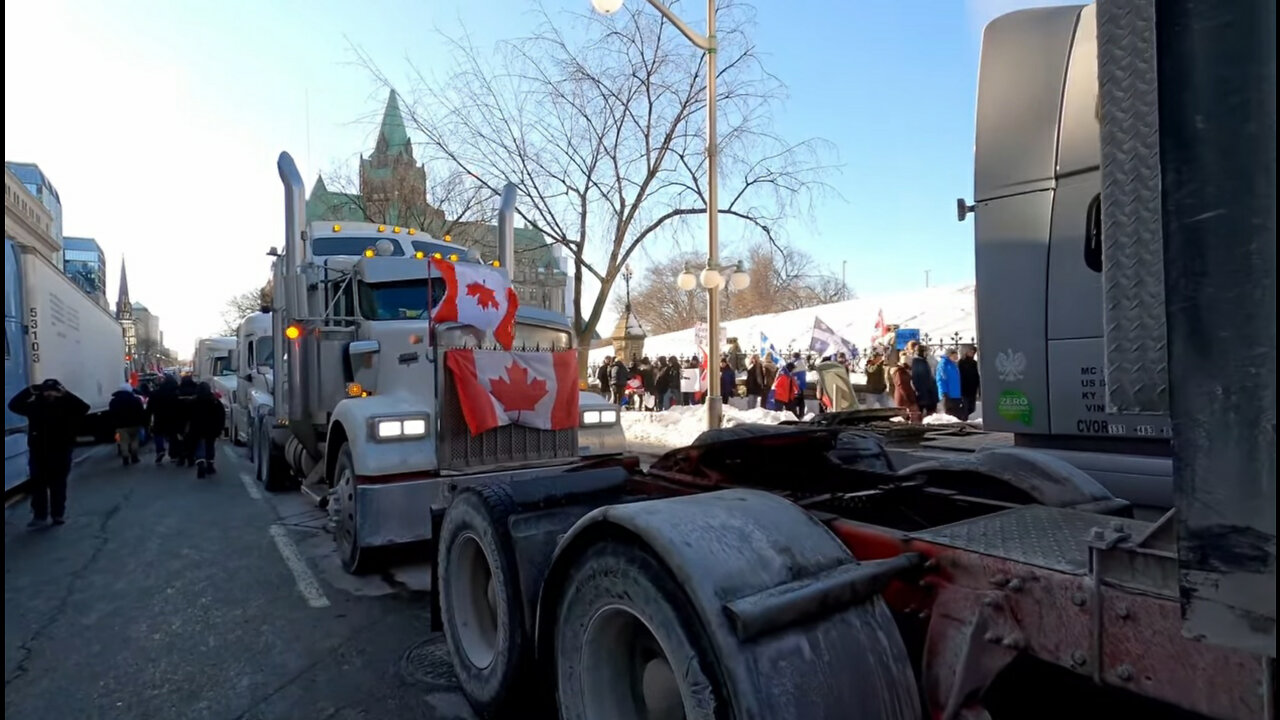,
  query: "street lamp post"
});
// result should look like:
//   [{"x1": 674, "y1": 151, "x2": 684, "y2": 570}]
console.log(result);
[{"x1": 592, "y1": 0, "x2": 724, "y2": 427}]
